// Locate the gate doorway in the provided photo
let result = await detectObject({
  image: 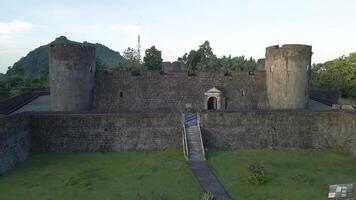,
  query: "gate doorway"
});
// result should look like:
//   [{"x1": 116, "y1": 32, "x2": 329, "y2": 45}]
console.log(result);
[{"x1": 207, "y1": 97, "x2": 217, "y2": 110}]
